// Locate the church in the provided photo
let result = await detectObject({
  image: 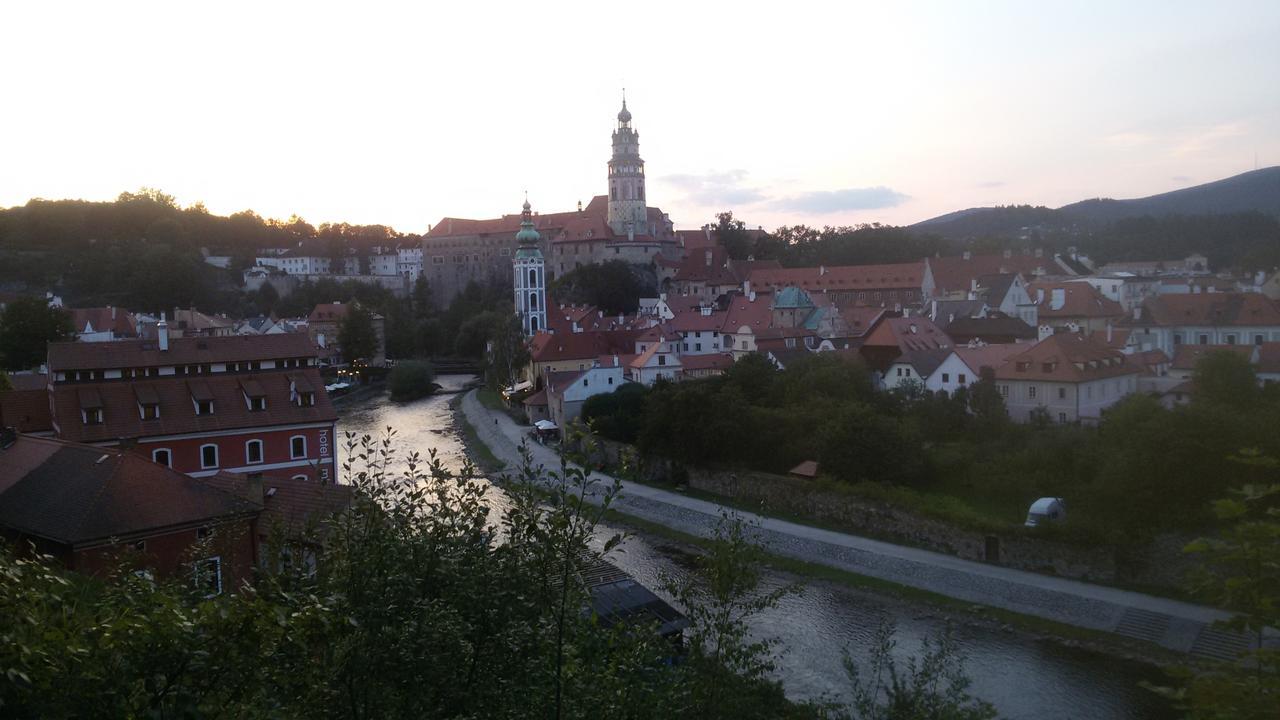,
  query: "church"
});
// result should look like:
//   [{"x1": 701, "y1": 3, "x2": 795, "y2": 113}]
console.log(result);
[{"x1": 420, "y1": 100, "x2": 693, "y2": 308}]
